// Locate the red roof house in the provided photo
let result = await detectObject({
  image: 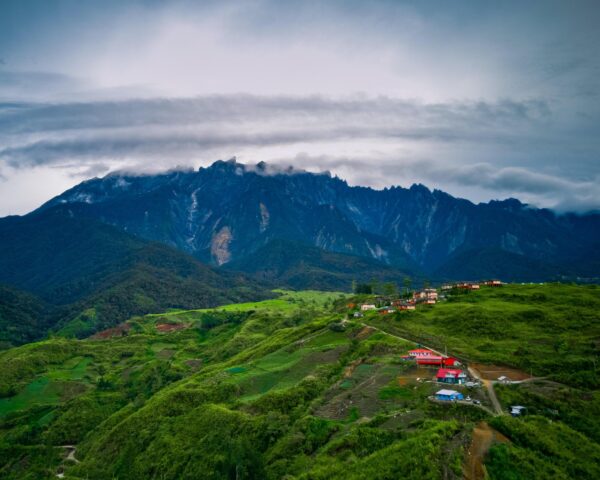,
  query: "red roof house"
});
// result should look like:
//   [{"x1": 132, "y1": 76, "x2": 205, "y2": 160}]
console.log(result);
[
  {"x1": 408, "y1": 348, "x2": 435, "y2": 358},
  {"x1": 436, "y1": 368, "x2": 467, "y2": 384}
]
